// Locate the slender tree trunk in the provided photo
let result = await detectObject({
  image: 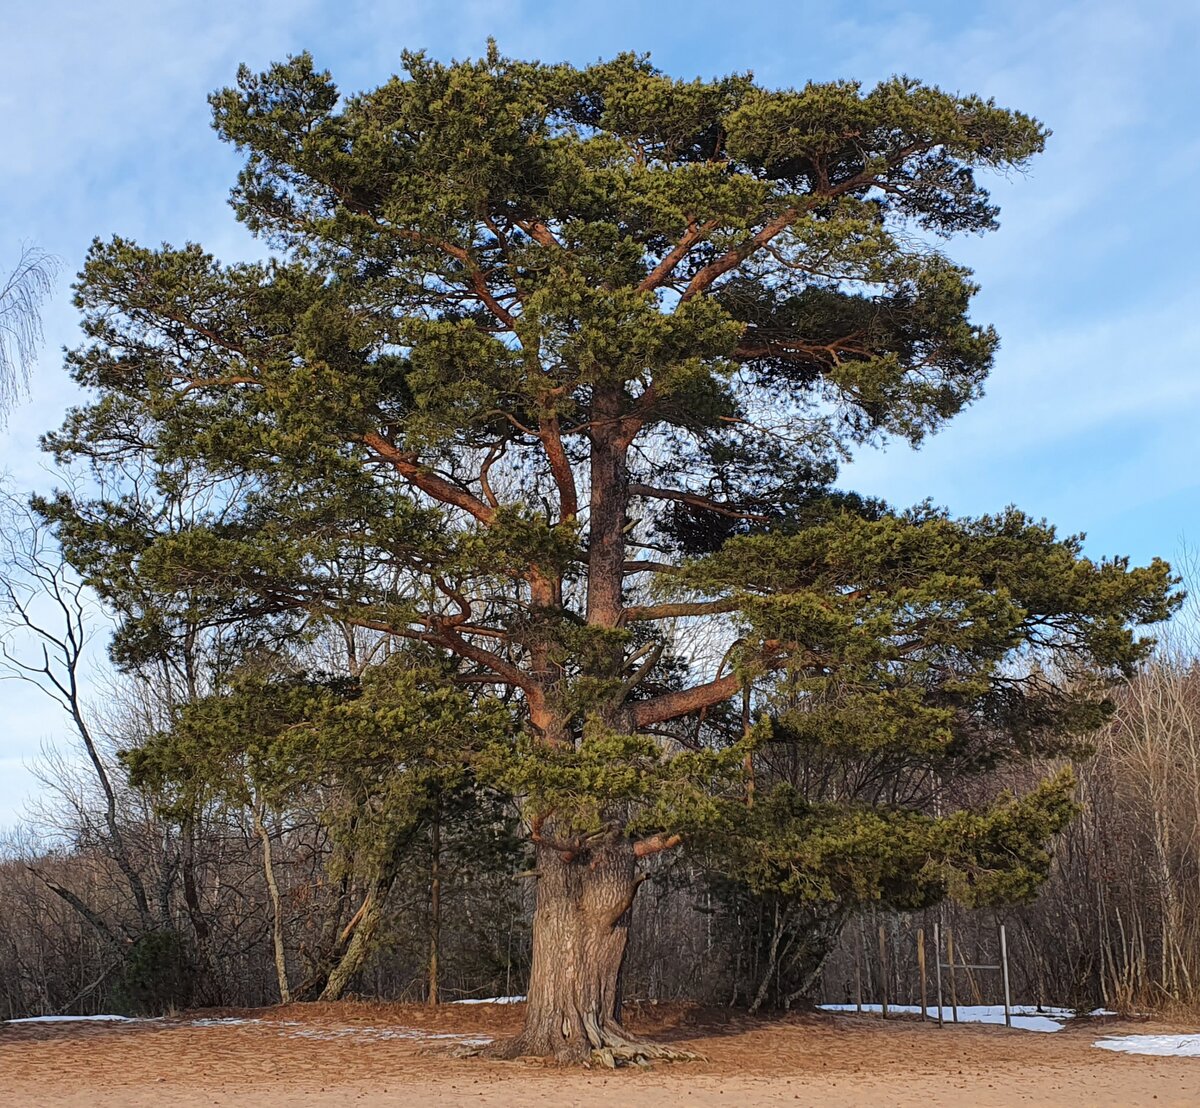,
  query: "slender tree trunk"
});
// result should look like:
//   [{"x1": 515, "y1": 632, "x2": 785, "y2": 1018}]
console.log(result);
[
  {"x1": 179, "y1": 812, "x2": 222, "y2": 1005},
  {"x1": 428, "y1": 801, "x2": 441, "y2": 1006},
  {"x1": 319, "y1": 878, "x2": 389, "y2": 1001},
  {"x1": 318, "y1": 826, "x2": 416, "y2": 1001},
  {"x1": 749, "y1": 902, "x2": 782, "y2": 1013},
  {"x1": 253, "y1": 803, "x2": 291, "y2": 1005},
  {"x1": 294, "y1": 872, "x2": 350, "y2": 1001}
]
